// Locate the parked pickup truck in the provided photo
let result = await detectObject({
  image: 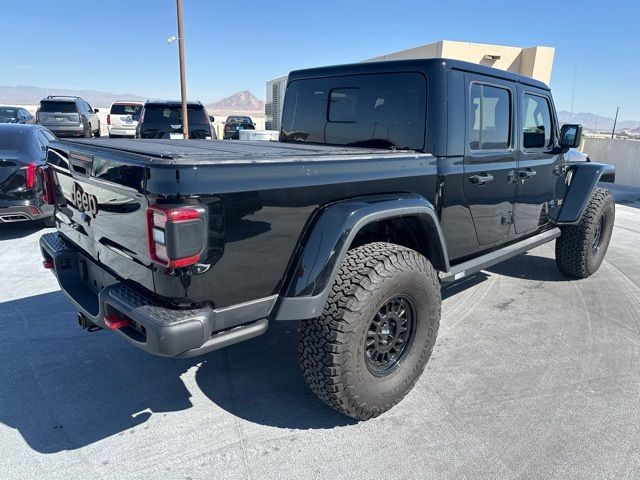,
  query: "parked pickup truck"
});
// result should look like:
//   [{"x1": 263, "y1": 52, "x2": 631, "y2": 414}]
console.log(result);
[{"x1": 39, "y1": 59, "x2": 615, "y2": 420}]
